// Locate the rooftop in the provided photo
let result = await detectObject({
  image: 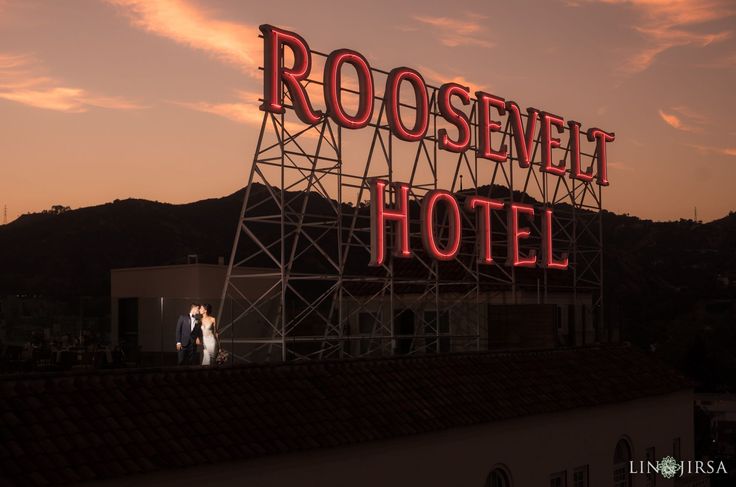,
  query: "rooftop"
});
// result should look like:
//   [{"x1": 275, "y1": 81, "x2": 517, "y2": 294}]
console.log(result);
[{"x1": 0, "y1": 345, "x2": 690, "y2": 485}]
